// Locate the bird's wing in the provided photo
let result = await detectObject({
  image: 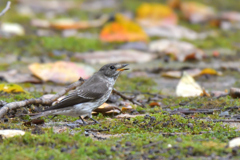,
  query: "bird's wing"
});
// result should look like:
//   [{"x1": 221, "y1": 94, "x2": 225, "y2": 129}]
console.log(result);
[{"x1": 44, "y1": 75, "x2": 109, "y2": 111}]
